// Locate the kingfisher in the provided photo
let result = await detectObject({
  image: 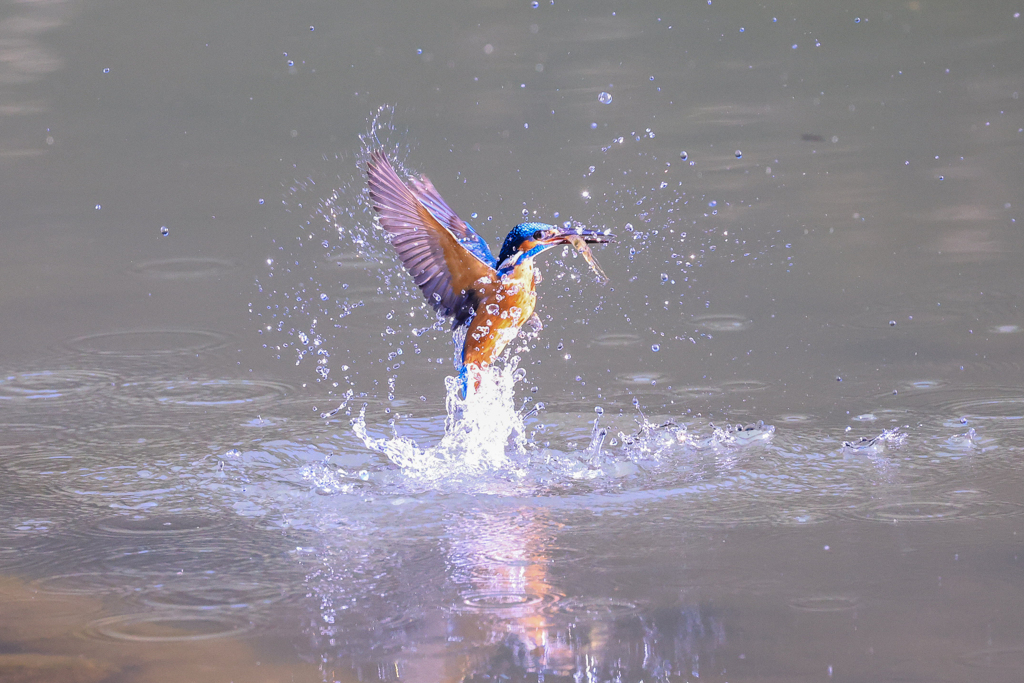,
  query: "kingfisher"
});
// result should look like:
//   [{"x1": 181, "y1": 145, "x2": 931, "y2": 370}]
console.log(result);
[{"x1": 365, "y1": 149, "x2": 612, "y2": 392}]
